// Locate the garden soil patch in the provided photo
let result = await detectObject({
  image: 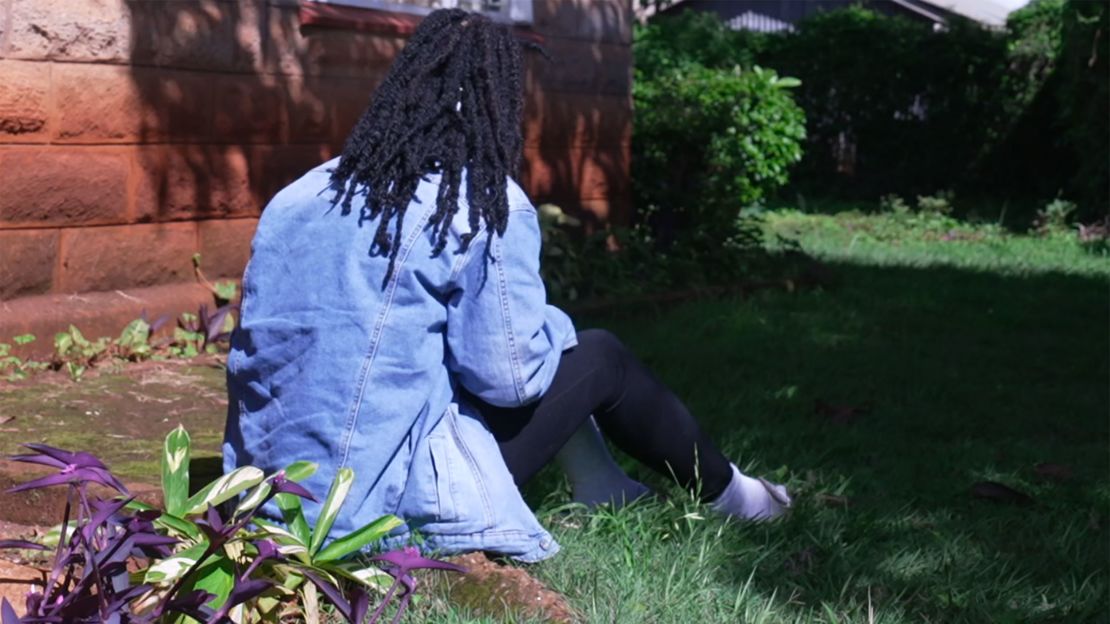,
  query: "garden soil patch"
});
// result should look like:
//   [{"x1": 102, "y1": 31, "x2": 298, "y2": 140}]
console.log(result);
[
  {"x1": 0, "y1": 358, "x2": 579, "y2": 621},
  {"x1": 430, "y1": 552, "x2": 578, "y2": 623}
]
